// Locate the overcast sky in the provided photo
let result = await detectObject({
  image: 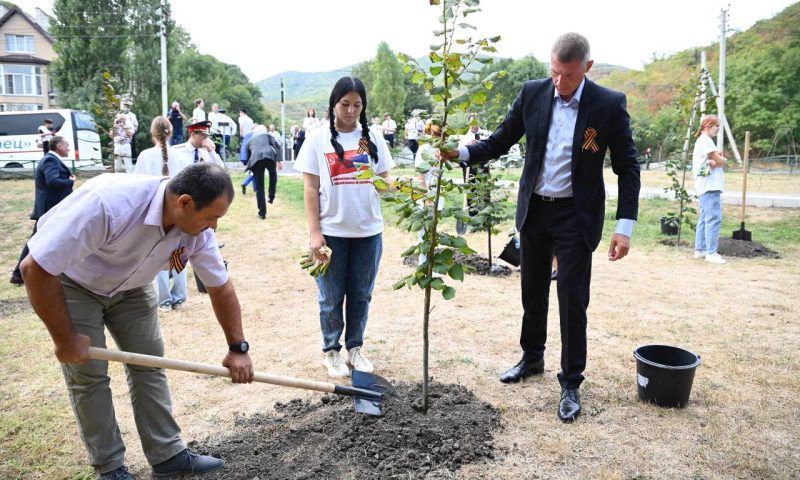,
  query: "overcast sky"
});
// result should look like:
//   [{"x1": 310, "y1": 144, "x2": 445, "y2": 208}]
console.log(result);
[{"x1": 16, "y1": 0, "x2": 798, "y2": 81}]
